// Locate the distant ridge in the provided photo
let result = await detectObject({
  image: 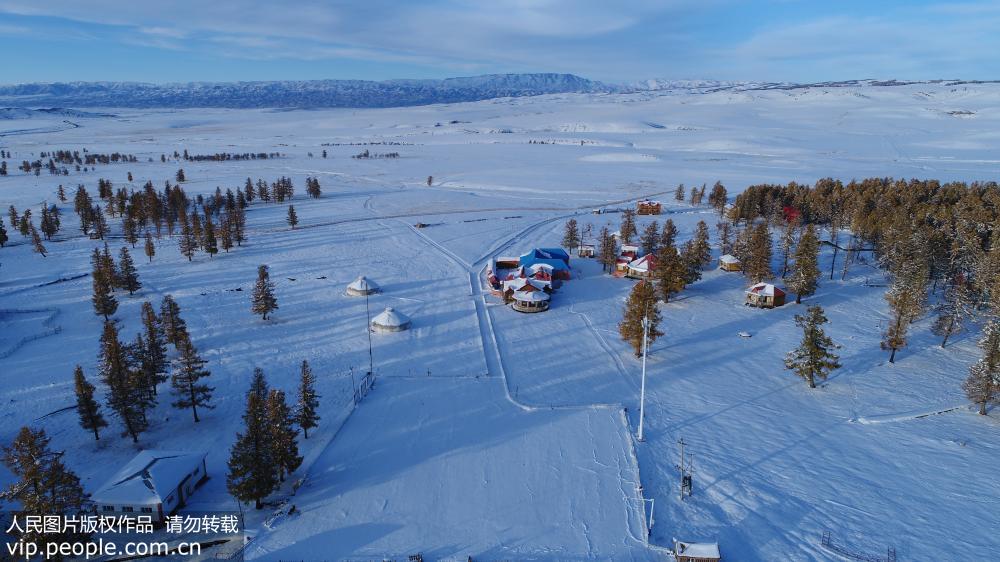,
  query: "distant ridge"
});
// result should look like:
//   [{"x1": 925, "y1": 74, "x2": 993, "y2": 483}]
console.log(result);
[
  {"x1": 0, "y1": 73, "x2": 613, "y2": 109},
  {"x1": 1, "y1": 74, "x2": 996, "y2": 109}
]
